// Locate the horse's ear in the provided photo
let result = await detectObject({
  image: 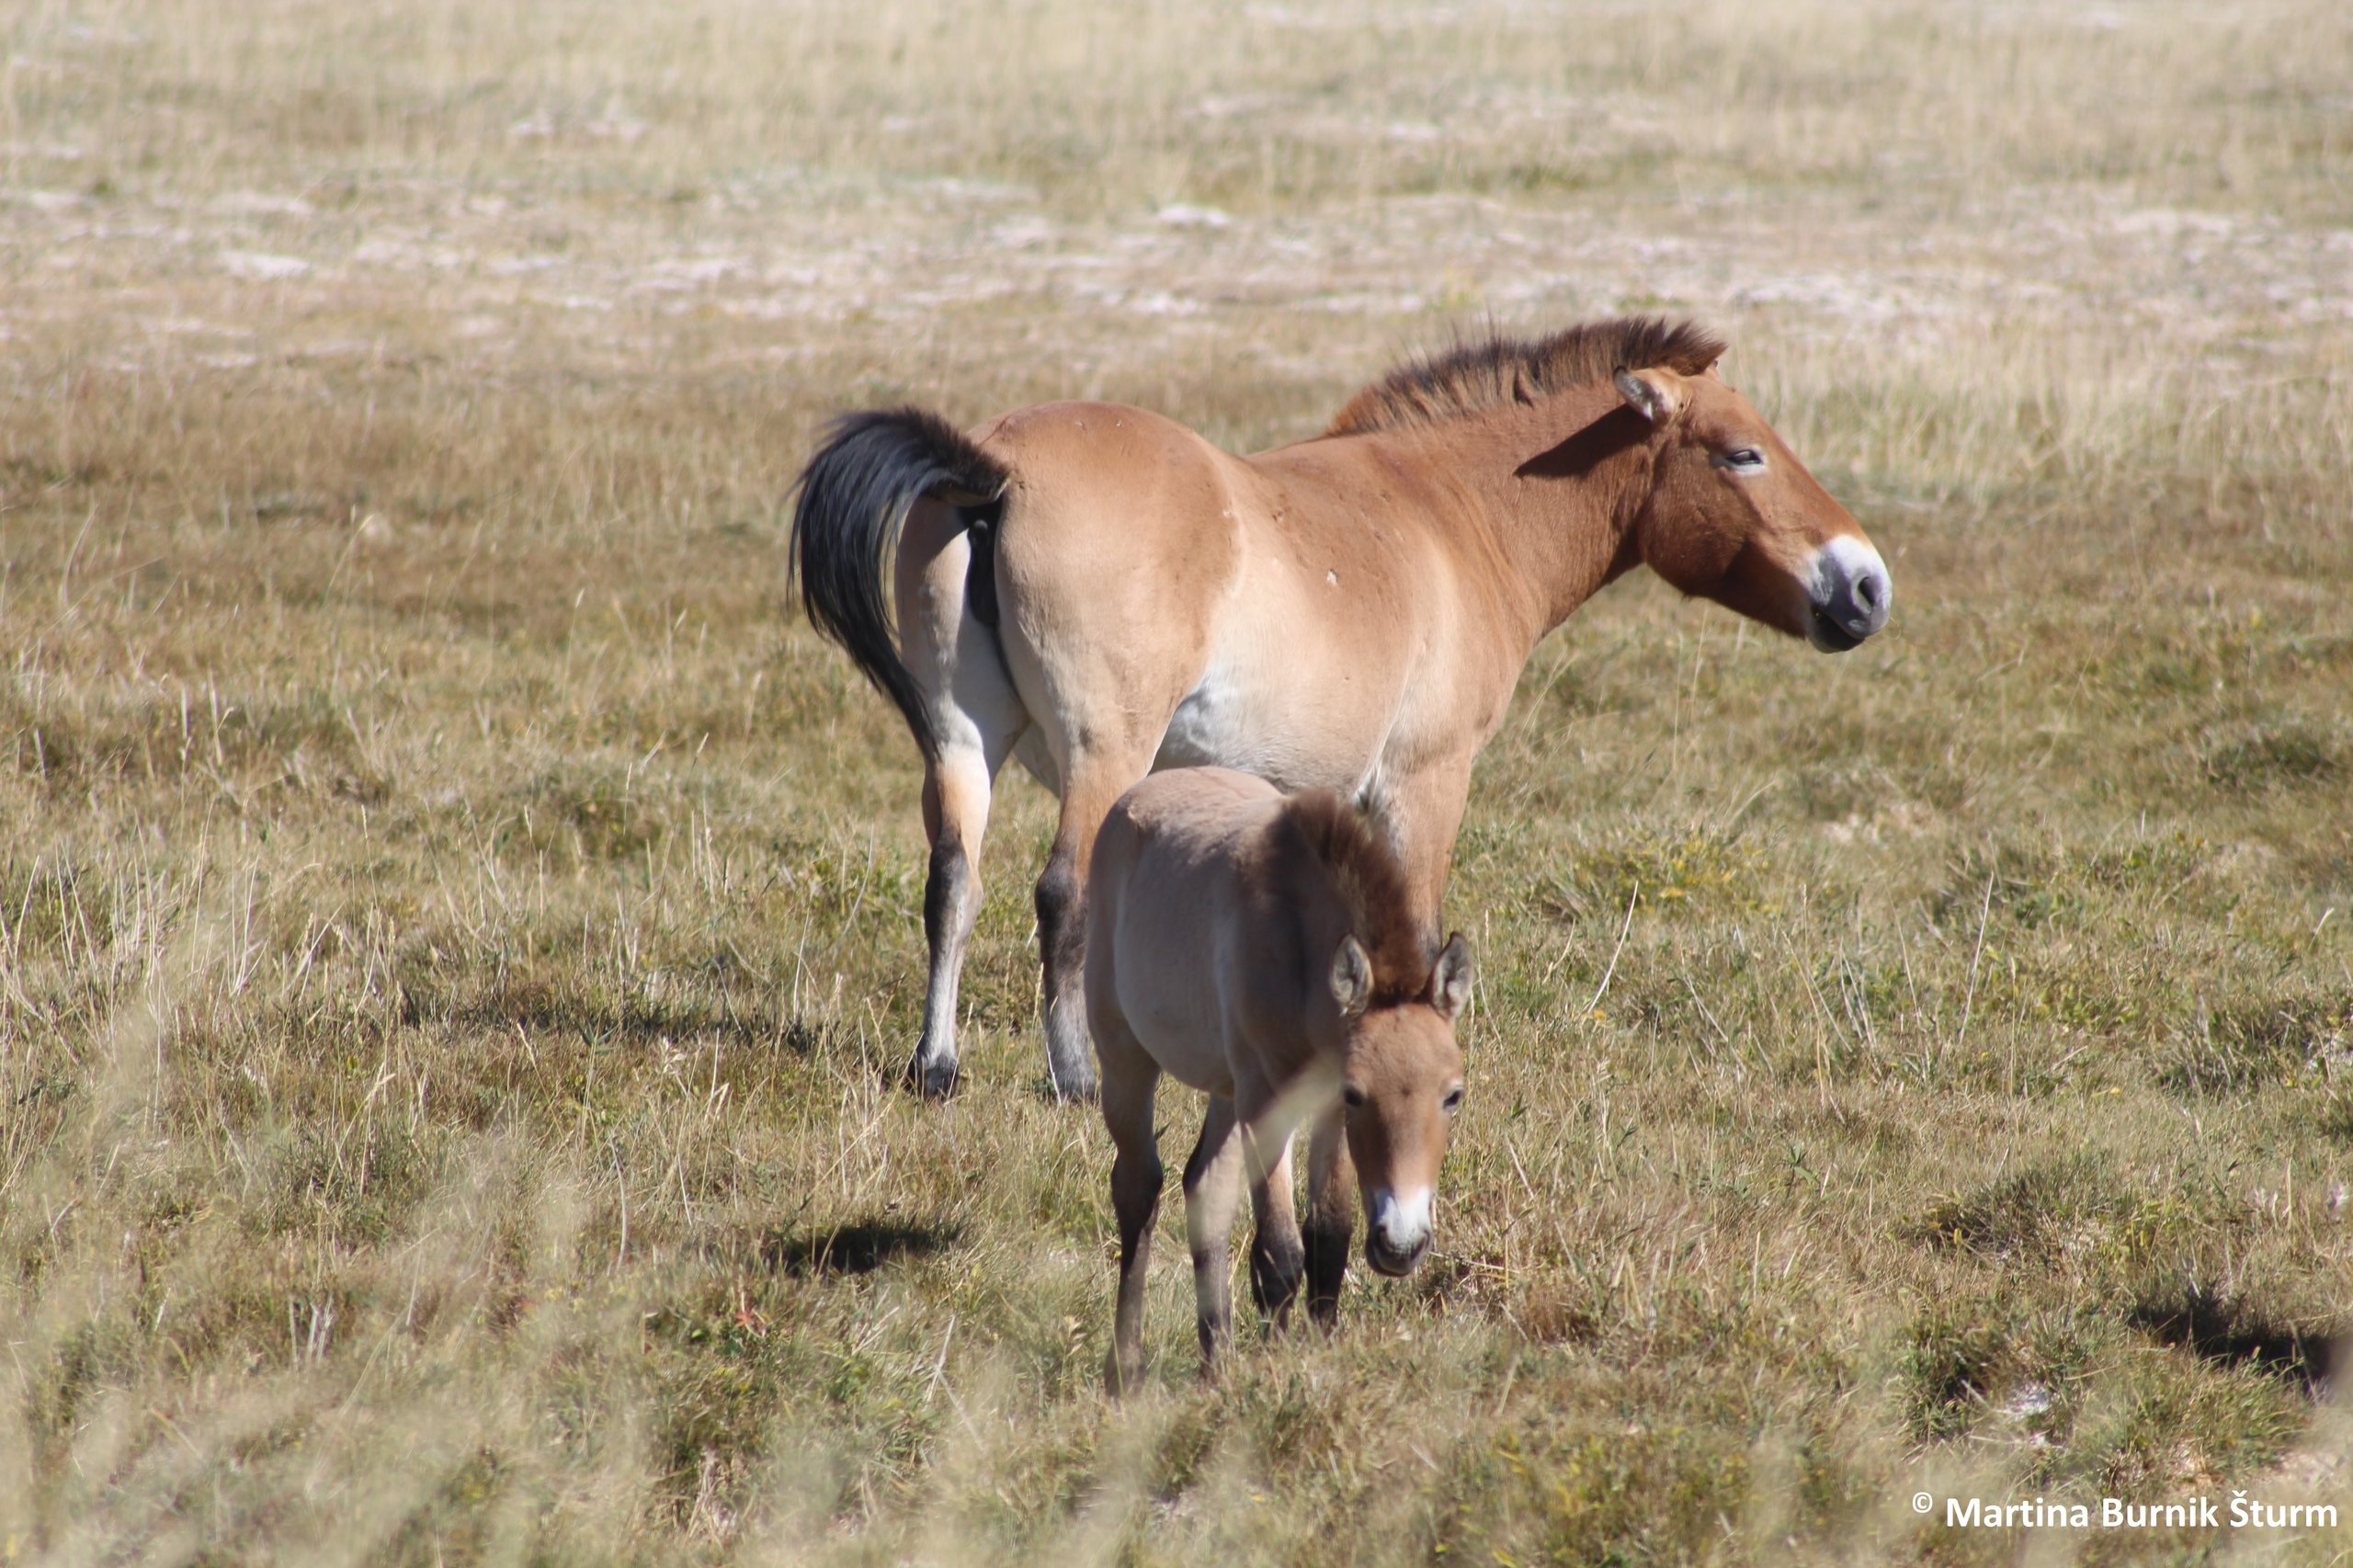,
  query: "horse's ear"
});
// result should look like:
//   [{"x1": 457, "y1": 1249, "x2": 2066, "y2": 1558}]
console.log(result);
[
  {"x1": 1428, "y1": 932, "x2": 1474, "y2": 1024},
  {"x1": 1331, "y1": 935, "x2": 1373, "y2": 1019},
  {"x1": 1614, "y1": 367, "x2": 1686, "y2": 426}
]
